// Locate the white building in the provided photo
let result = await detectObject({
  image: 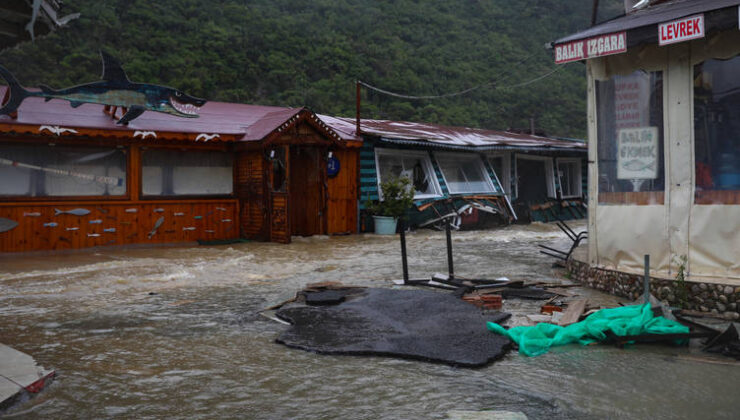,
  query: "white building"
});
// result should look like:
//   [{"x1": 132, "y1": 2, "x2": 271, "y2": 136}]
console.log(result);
[{"x1": 554, "y1": 0, "x2": 740, "y2": 308}]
